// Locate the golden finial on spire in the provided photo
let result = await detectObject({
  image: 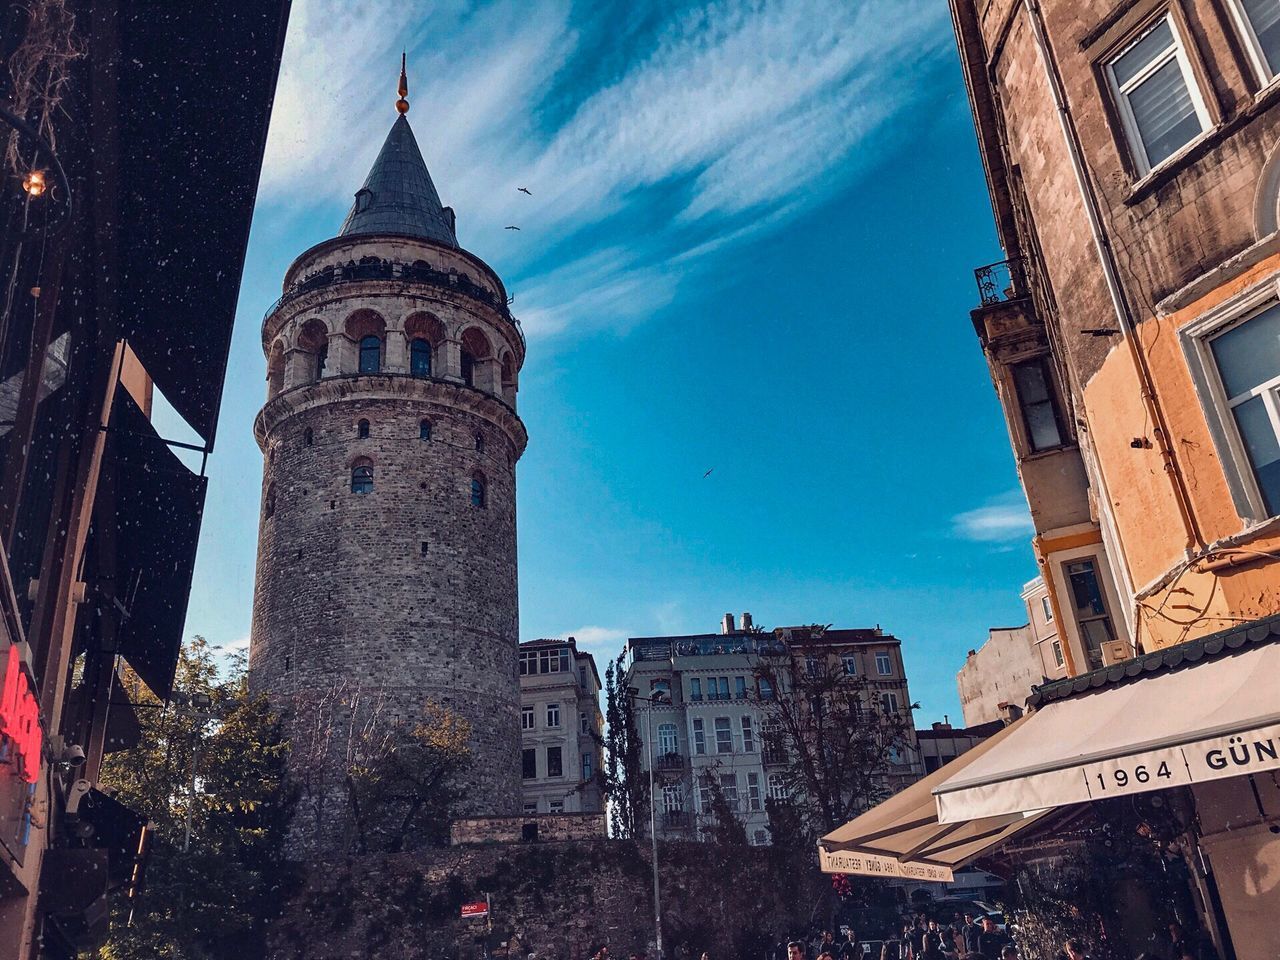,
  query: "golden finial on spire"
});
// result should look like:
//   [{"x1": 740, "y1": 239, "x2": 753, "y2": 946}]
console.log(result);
[{"x1": 396, "y1": 51, "x2": 410, "y2": 114}]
